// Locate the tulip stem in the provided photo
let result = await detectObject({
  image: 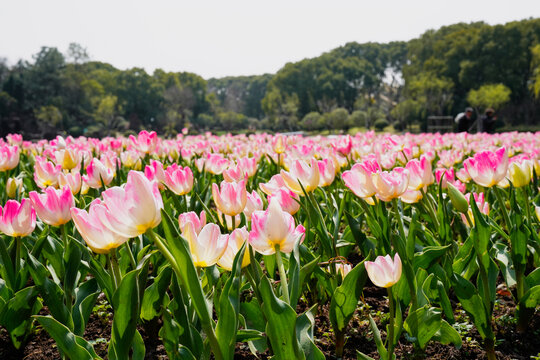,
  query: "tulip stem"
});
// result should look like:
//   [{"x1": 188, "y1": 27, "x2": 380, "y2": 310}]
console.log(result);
[
  {"x1": 124, "y1": 241, "x2": 137, "y2": 269},
  {"x1": 493, "y1": 186, "x2": 511, "y2": 230},
  {"x1": 14, "y1": 237, "x2": 21, "y2": 289},
  {"x1": 521, "y1": 187, "x2": 532, "y2": 228},
  {"x1": 109, "y1": 250, "x2": 122, "y2": 290},
  {"x1": 420, "y1": 188, "x2": 440, "y2": 228},
  {"x1": 387, "y1": 286, "x2": 395, "y2": 360},
  {"x1": 275, "y1": 247, "x2": 290, "y2": 304}
]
